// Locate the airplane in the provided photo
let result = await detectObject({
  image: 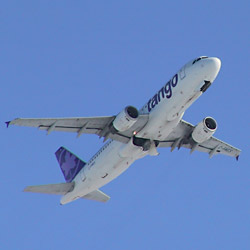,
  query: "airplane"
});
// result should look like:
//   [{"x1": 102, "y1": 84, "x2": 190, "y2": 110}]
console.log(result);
[{"x1": 6, "y1": 56, "x2": 241, "y2": 205}]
